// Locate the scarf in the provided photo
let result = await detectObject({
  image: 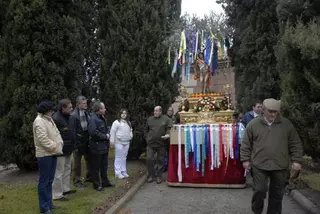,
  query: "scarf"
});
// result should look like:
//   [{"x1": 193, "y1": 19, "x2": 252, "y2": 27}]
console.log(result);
[{"x1": 79, "y1": 110, "x2": 88, "y2": 131}]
